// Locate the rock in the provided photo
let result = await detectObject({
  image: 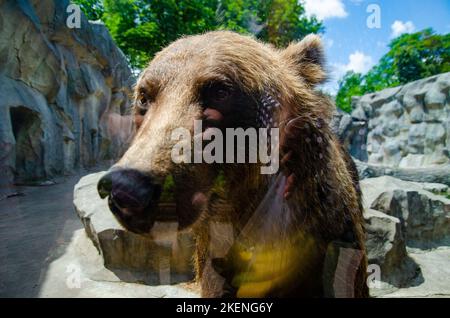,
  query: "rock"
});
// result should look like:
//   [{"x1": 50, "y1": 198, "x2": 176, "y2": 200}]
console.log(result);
[
  {"x1": 73, "y1": 172, "x2": 196, "y2": 285},
  {"x1": 361, "y1": 176, "x2": 450, "y2": 248},
  {"x1": 360, "y1": 86, "x2": 402, "y2": 110},
  {"x1": 354, "y1": 159, "x2": 450, "y2": 186},
  {"x1": 330, "y1": 110, "x2": 368, "y2": 162},
  {"x1": 378, "y1": 247, "x2": 450, "y2": 298},
  {"x1": 382, "y1": 140, "x2": 402, "y2": 166},
  {"x1": 364, "y1": 209, "x2": 421, "y2": 288},
  {"x1": 420, "y1": 182, "x2": 449, "y2": 194},
  {"x1": 334, "y1": 73, "x2": 450, "y2": 169},
  {"x1": 362, "y1": 176, "x2": 450, "y2": 295},
  {"x1": 0, "y1": 0, "x2": 135, "y2": 186},
  {"x1": 72, "y1": 172, "x2": 450, "y2": 297},
  {"x1": 351, "y1": 106, "x2": 367, "y2": 121},
  {"x1": 330, "y1": 110, "x2": 352, "y2": 140},
  {"x1": 380, "y1": 100, "x2": 403, "y2": 118},
  {"x1": 39, "y1": 229, "x2": 200, "y2": 298}
]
